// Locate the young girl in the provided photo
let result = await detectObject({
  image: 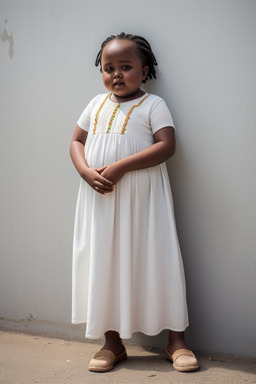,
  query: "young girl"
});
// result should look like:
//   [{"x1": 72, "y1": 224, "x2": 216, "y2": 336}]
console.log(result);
[{"x1": 70, "y1": 32, "x2": 199, "y2": 373}]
